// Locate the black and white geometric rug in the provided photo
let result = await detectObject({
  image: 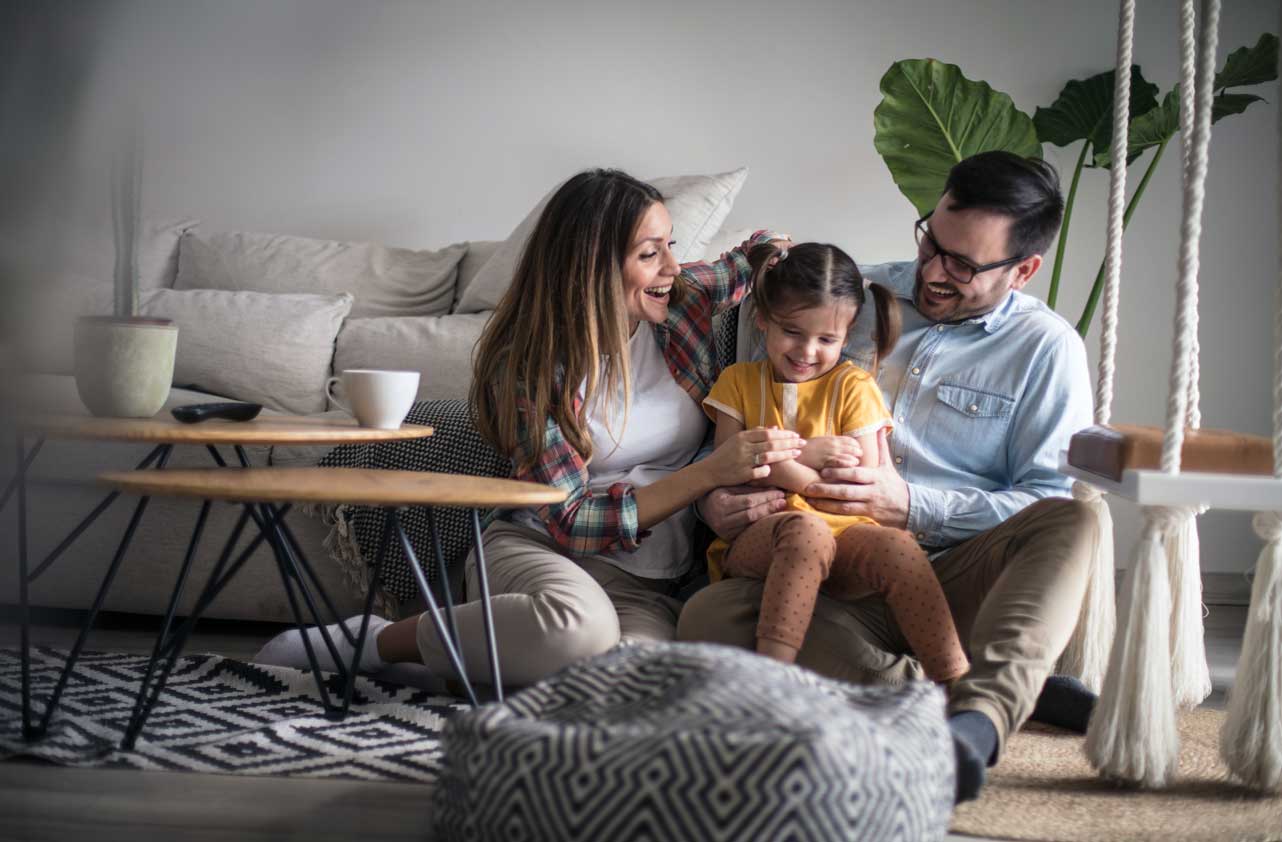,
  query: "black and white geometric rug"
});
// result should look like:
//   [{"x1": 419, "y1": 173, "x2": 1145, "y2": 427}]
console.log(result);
[{"x1": 0, "y1": 647, "x2": 467, "y2": 783}]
